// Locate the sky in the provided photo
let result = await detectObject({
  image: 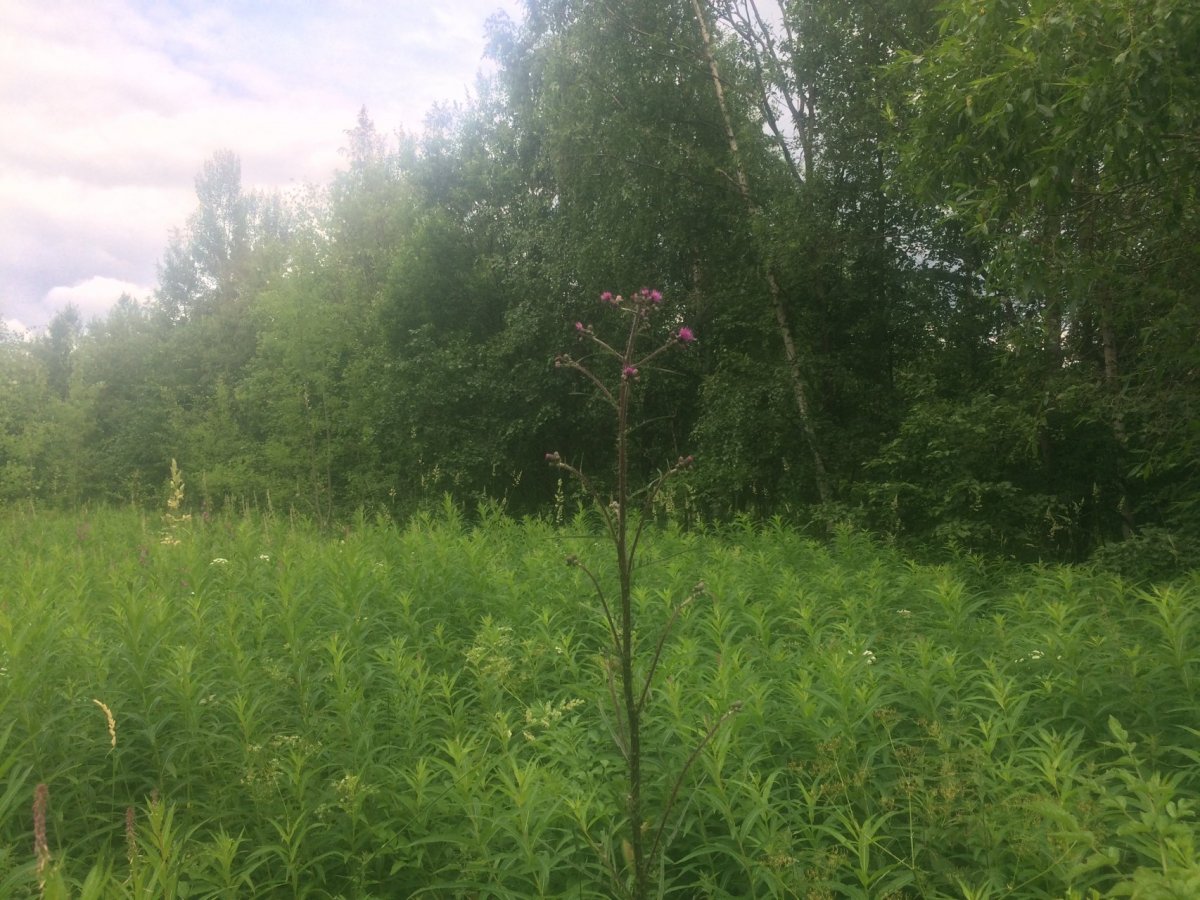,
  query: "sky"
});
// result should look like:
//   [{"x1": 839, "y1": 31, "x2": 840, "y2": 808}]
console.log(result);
[{"x1": 0, "y1": 0, "x2": 523, "y2": 336}]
